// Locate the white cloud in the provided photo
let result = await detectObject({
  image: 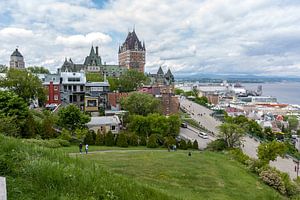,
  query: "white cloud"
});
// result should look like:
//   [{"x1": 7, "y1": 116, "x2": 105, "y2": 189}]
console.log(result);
[
  {"x1": 55, "y1": 32, "x2": 112, "y2": 47},
  {"x1": 0, "y1": 0, "x2": 300, "y2": 76}
]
